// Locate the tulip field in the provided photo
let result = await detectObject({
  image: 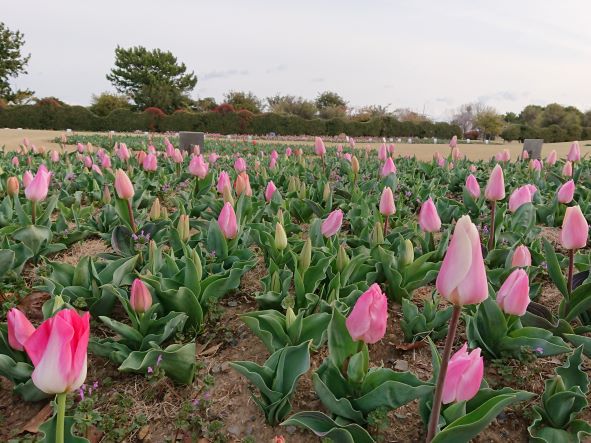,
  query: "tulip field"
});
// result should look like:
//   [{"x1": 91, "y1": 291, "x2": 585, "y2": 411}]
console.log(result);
[{"x1": 1, "y1": 132, "x2": 591, "y2": 443}]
